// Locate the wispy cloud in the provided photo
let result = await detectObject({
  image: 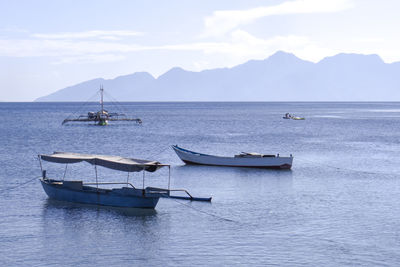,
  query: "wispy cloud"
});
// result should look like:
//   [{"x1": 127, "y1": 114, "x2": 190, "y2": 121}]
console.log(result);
[
  {"x1": 52, "y1": 54, "x2": 127, "y2": 64},
  {"x1": 161, "y1": 30, "x2": 328, "y2": 63},
  {"x1": 202, "y1": 0, "x2": 354, "y2": 37},
  {"x1": 26, "y1": 29, "x2": 313, "y2": 65},
  {"x1": 0, "y1": 30, "x2": 146, "y2": 63},
  {"x1": 0, "y1": 29, "x2": 335, "y2": 65},
  {"x1": 31, "y1": 30, "x2": 143, "y2": 40},
  {"x1": 0, "y1": 38, "x2": 148, "y2": 60}
]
